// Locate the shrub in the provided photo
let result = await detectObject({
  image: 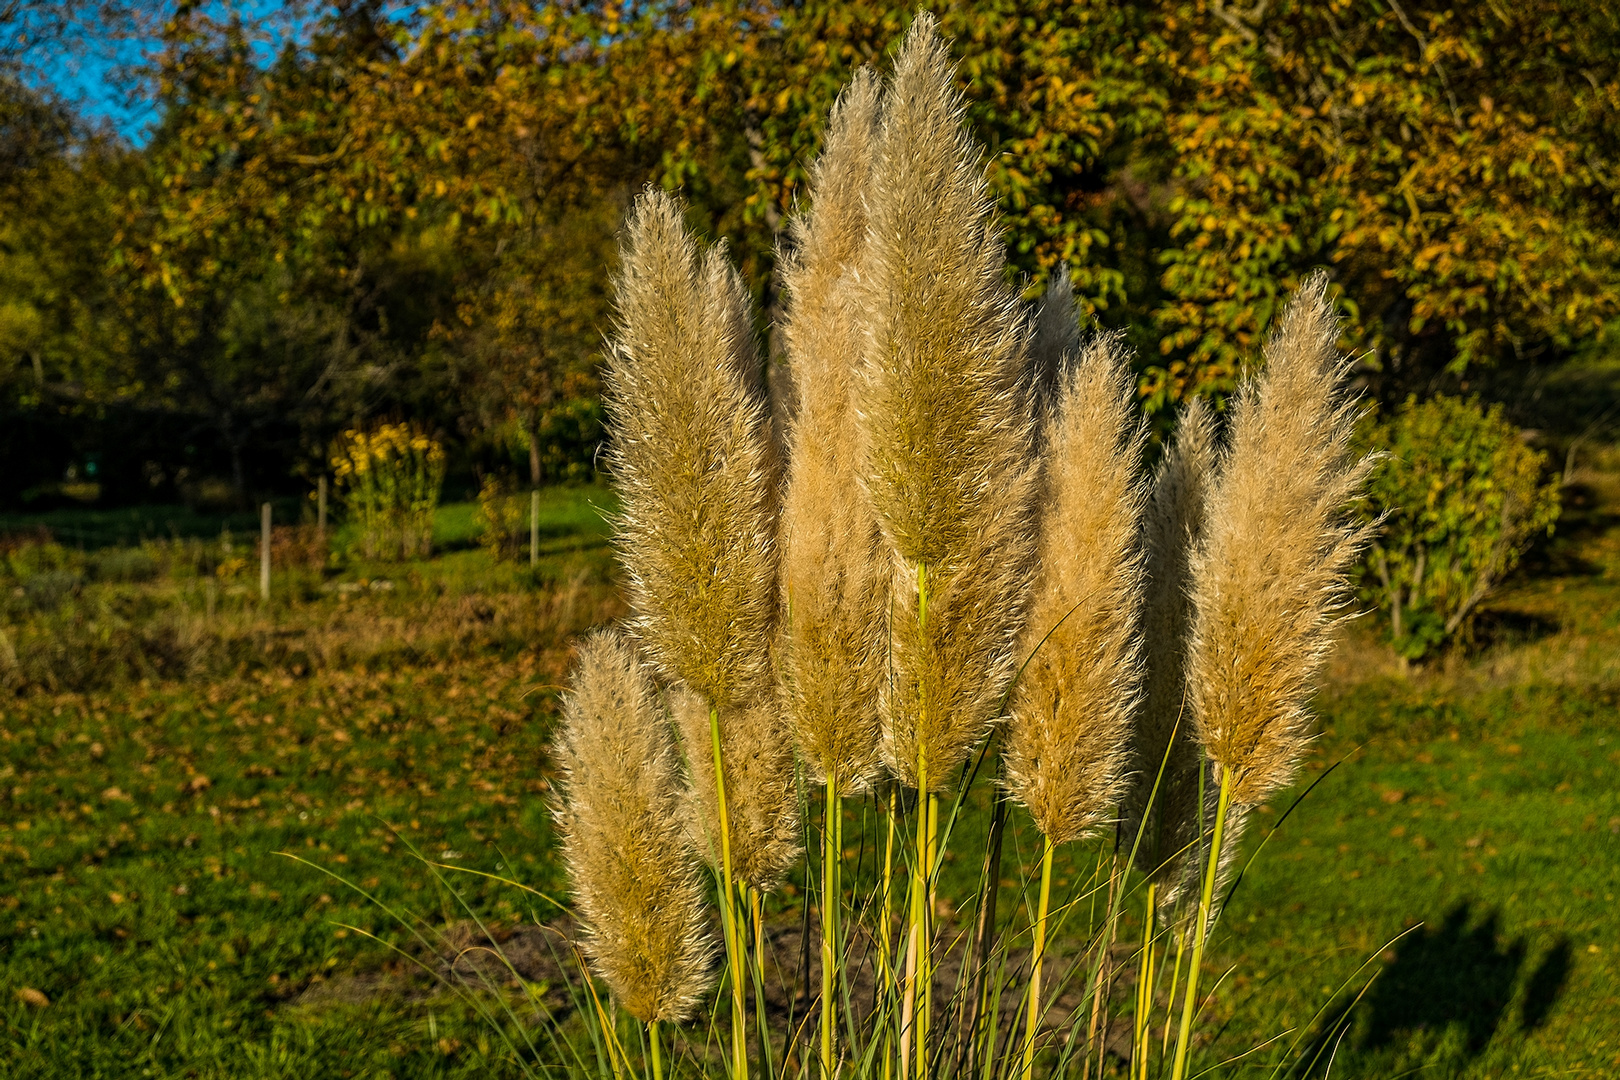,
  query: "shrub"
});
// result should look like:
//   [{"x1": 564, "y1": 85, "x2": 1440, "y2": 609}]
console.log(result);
[
  {"x1": 92, "y1": 546, "x2": 160, "y2": 583},
  {"x1": 1361, "y1": 395, "x2": 1560, "y2": 660},
  {"x1": 329, "y1": 421, "x2": 446, "y2": 560},
  {"x1": 474, "y1": 474, "x2": 530, "y2": 562}
]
